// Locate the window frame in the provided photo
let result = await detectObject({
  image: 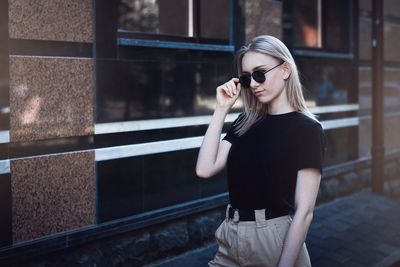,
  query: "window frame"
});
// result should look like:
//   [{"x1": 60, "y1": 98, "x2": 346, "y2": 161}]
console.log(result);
[
  {"x1": 284, "y1": 0, "x2": 355, "y2": 58},
  {"x1": 117, "y1": 0, "x2": 234, "y2": 50}
]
